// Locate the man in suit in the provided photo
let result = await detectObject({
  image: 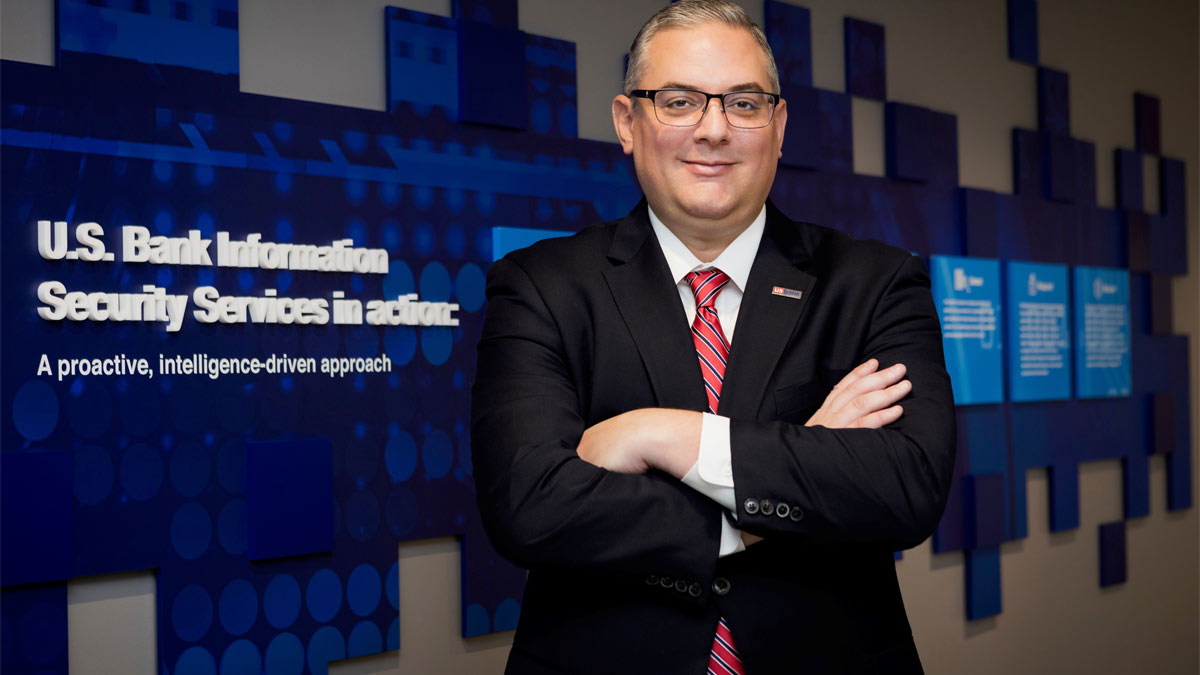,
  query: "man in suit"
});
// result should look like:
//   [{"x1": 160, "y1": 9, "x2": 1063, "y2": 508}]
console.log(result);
[{"x1": 471, "y1": 1, "x2": 956, "y2": 673}]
